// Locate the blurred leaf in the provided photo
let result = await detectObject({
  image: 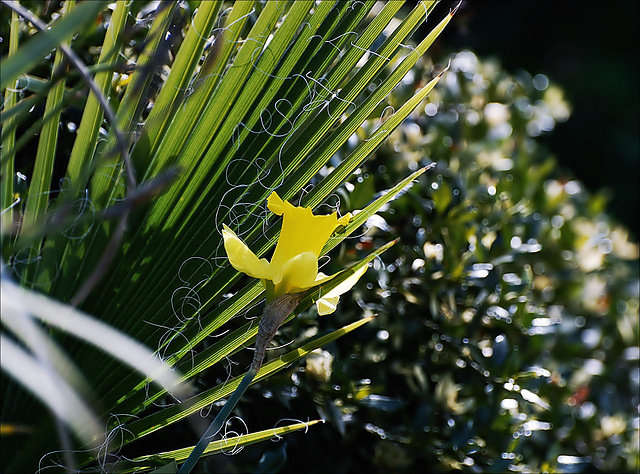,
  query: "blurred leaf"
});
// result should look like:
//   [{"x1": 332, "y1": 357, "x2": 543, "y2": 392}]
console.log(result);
[
  {"x1": 254, "y1": 443, "x2": 288, "y2": 474},
  {"x1": 0, "y1": 1, "x2": 109, "y2": 89}
]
